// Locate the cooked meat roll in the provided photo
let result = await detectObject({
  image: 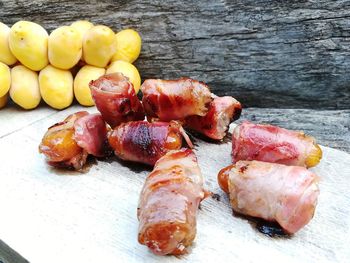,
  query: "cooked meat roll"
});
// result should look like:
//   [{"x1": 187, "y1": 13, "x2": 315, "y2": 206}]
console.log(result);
[
  {"x1": 185, "y1": 96, "x2": 242, "y2": 140},
  {"x1": 138, "y1": 148, "x2": 207, "y2": 255},
  {"x1": 218, "y1": 160, "x2": 320, "y2": 234},
  {"x1": 141, "y1": 77, "x2": 212, "y2": 121},
  {"x1": 108, "y1": 121, "x2": 192, "y2": 166},
  {"x1": 232, "y1": 121, "x2": 322, "y2": 167},
  {"x1": 90, "y1": 73, "x2": 144, "y2": 128},
  {"x1": 39, "y1": 111, "x2": 109, "y2": 170}
]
